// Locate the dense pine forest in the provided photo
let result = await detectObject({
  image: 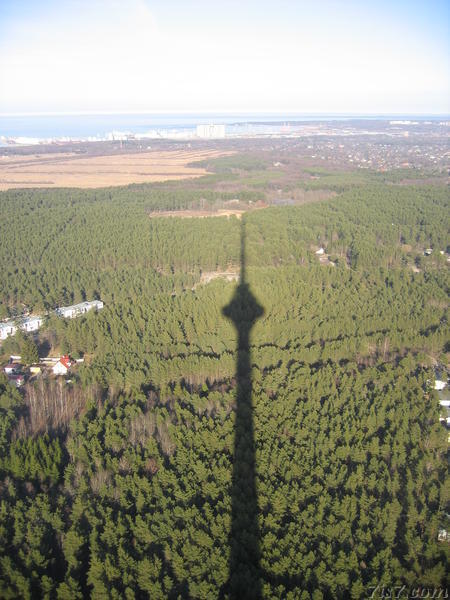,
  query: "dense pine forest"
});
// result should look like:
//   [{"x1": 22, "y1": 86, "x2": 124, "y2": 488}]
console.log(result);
[{"x1": 0, "y1": 155, "x2": 448, "y2": 598}]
